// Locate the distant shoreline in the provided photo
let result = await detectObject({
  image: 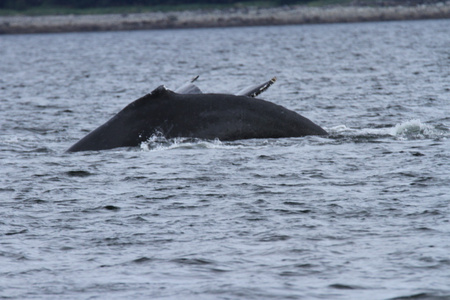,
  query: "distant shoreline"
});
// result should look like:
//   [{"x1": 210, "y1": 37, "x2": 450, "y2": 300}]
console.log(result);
[{"x1": 1, "y1": 2, "x2": 449, "y2": 34}]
